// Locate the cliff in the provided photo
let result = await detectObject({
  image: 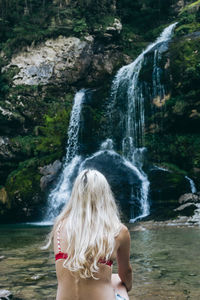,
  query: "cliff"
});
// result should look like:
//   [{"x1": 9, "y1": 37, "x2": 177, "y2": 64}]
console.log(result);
[{"x1": 0, "y1": 0, "x2": 200, "y2": 221}]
